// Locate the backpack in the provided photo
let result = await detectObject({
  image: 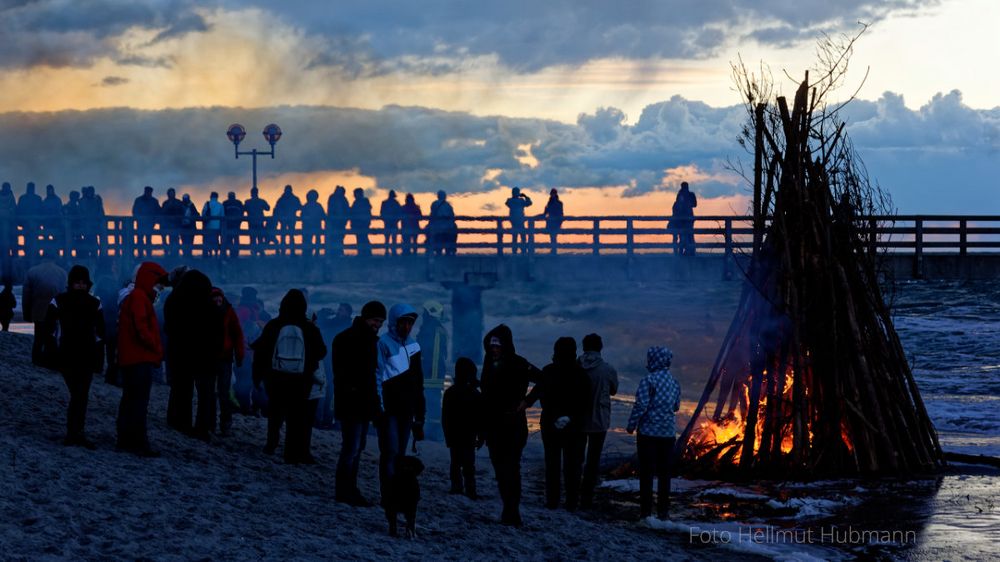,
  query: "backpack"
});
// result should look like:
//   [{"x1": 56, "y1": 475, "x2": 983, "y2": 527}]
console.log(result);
[{"x1": 271, "y1": 324, "x2": 306, "y2": 374}]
